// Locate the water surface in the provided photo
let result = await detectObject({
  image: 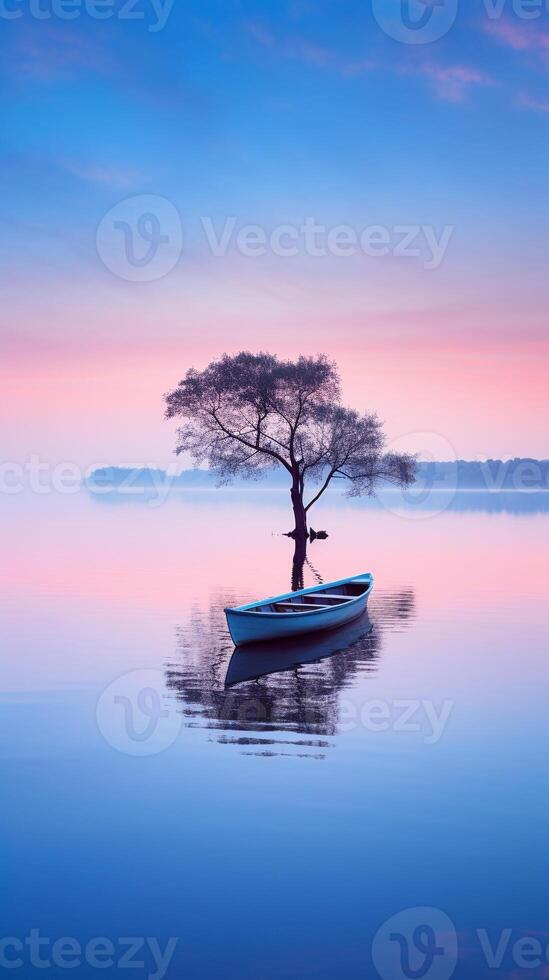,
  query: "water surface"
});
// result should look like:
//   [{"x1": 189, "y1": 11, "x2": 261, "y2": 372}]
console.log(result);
[{"x1": 1, "y1": 490, "x2": 547, "y2": 979}]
